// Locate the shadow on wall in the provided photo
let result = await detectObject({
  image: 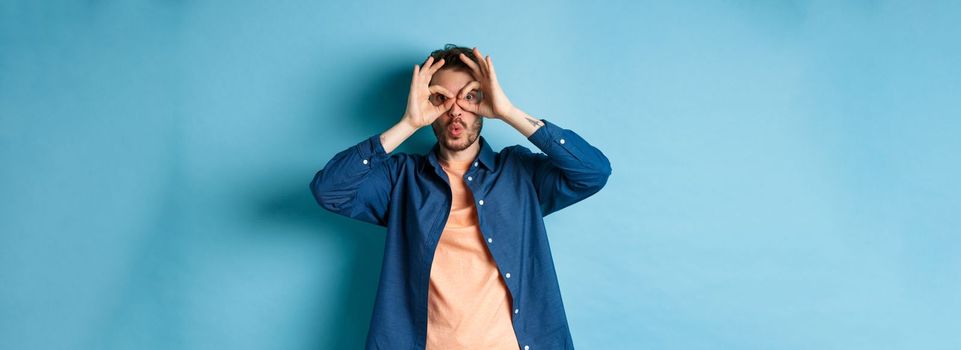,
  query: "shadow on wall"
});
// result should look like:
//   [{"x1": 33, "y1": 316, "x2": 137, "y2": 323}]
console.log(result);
[
  {"x1": 257, "y1": 186, "x2": 385, "y2": 349},
  {"x1": 257, "y1": 55, "x2": 439, "y2": 348},
  {"x1": 339, "y1": 54, "x2": 443, "y2": 154},
  {"x1": 87, "y1": 51, "x2": 439, "y2": 349}
]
